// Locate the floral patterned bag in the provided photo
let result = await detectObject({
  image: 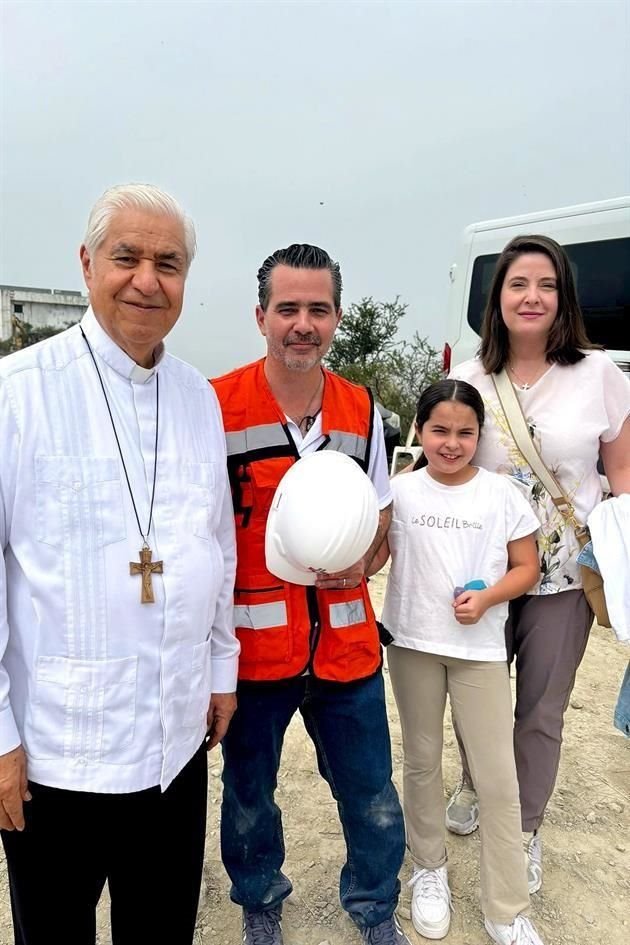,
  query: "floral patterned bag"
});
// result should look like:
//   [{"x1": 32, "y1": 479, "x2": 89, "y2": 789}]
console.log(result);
[{"x1": 492, "y1": 371, "x2": 611, "y2": 628}]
